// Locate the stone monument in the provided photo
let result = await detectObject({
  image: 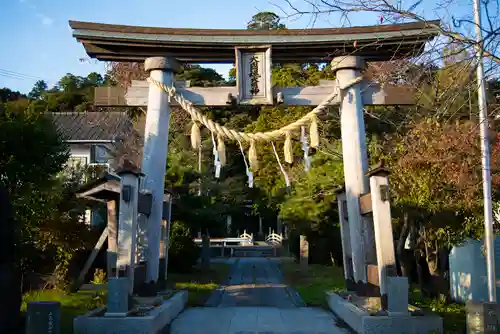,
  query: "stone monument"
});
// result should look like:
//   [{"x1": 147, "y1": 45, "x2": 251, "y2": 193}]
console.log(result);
[
  {"x1": 467, "y1": 301, "x2": 500, "y2": 334},
  {"x1": 26, "y1": 301, "x2": 61, "y2": 334}
]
